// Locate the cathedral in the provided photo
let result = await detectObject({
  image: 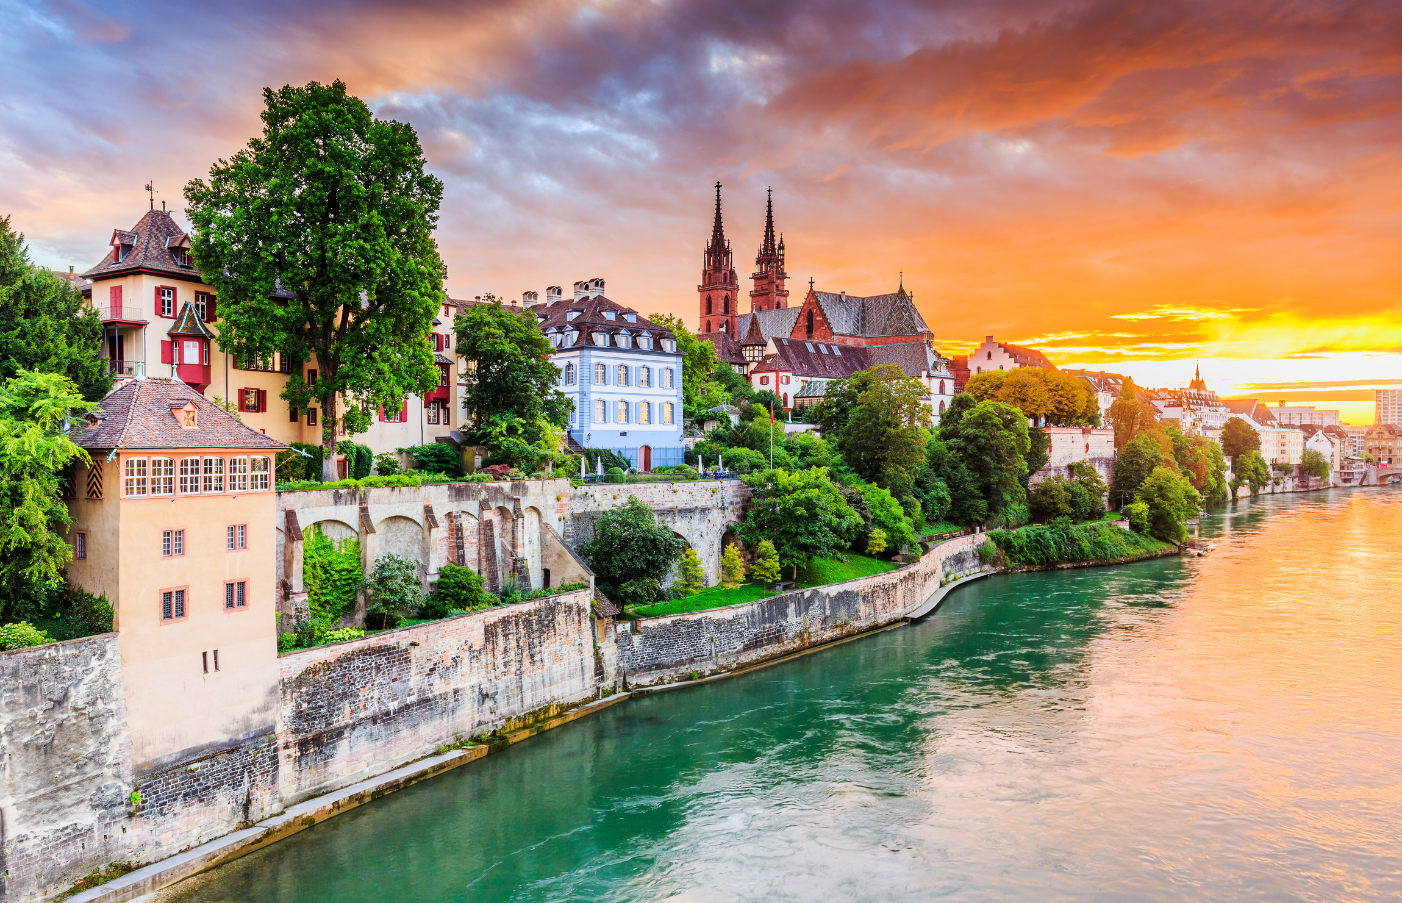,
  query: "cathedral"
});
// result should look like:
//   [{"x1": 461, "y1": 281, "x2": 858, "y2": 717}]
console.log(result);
[{"x1": 696, "y1": 184, "x2": 953, "y2": 421}]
